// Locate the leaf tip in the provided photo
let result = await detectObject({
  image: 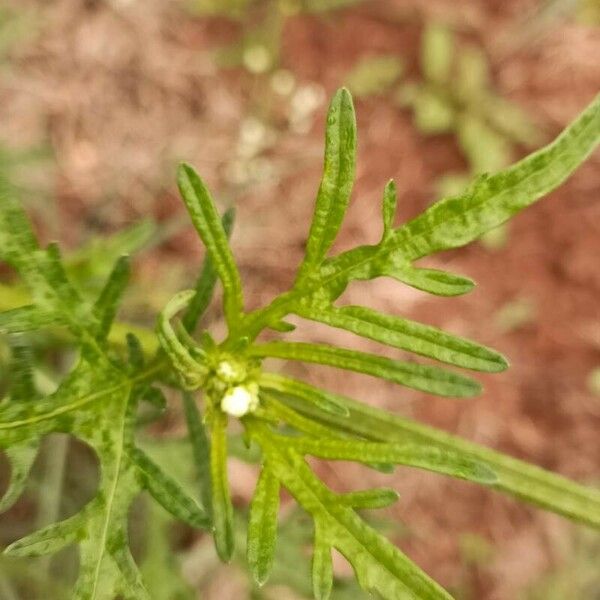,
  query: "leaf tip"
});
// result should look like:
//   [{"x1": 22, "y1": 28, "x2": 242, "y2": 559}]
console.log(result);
[
  {"x1": 252, "y1": 569, "x2": 270, "y2": 588},
  {"x1": 490, "y1": 352, "x2": 510, "y2": 373},
  {"x1": 177, "y1": 161, "x2": 193, "y2": 174},
  {"x1": 329, "y1": 87, "x2": 356, "y2": 123},
  {"x1": 216, "y1": 538, "x2": 235, "y2": 564},
  {"x1": 176, "y1": 162, "x2": 200, "y2": 191},
  {"x1": 222, "y1": 205, "x2": 236, "y2": 226},
  {"x1": 3, "y1": 542, "x2": 19, "y2": 557},
  {"x1": 337, "y1": 85, "x2": 353, "y2": 102}
]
